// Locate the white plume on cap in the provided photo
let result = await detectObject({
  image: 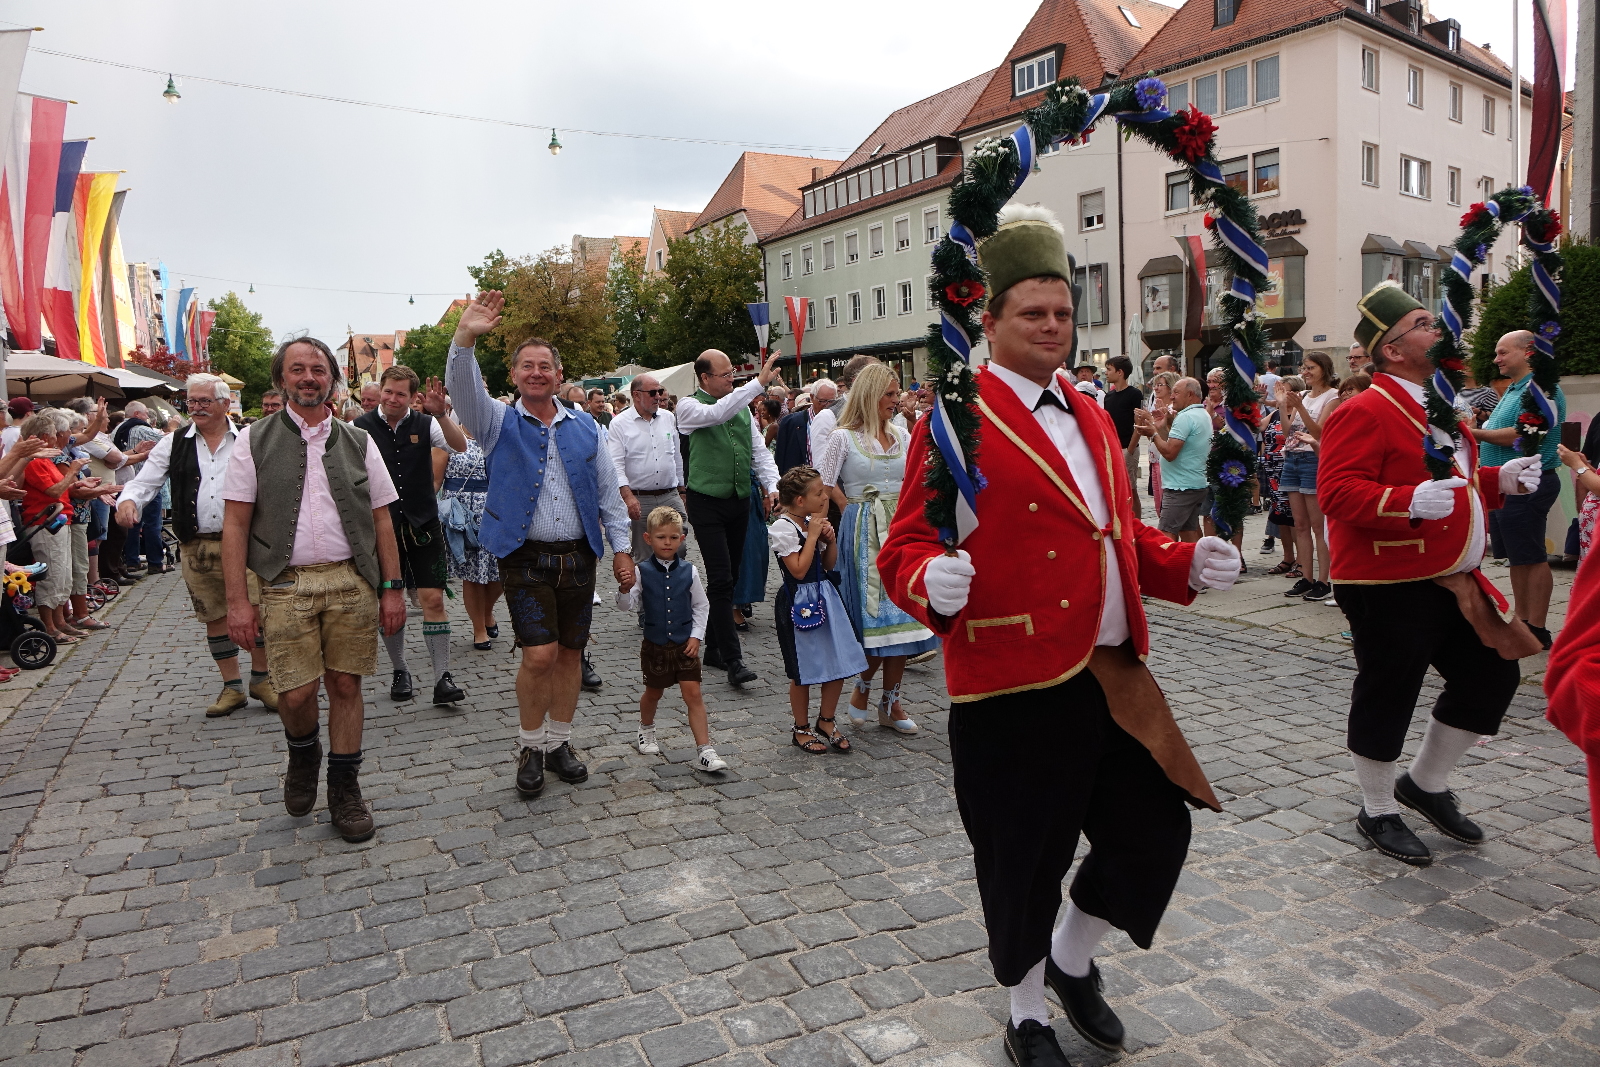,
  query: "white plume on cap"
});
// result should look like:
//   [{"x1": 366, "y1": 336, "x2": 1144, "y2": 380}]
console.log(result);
[{"x1": 996, "y1": 203, "x2": 1066, "y2": 236}]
